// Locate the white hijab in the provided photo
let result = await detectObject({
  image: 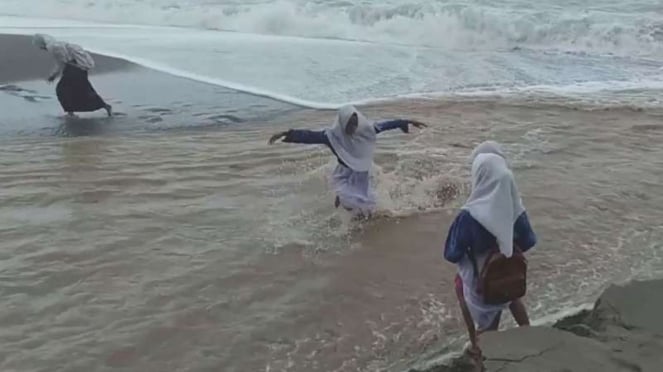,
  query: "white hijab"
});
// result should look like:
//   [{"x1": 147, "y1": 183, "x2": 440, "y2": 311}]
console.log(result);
[
  {"x1": 325, "y1": 105, "x2": 376, "y2": 172},
  {"x1": 470, "y1": 140, "x2": 505, "y2": 162},
  {"x1": 33, "y1": 34, "x2": 95, "y2": 70},
  {"x1": 462, "y1": 152, "x2": 525, "y2": 257}
]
